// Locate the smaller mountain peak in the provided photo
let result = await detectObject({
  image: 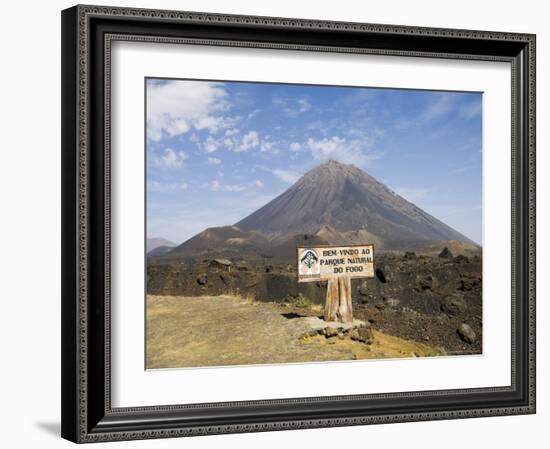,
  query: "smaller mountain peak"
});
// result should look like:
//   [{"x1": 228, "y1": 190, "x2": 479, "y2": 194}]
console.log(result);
[{"x1": 317, "y1": 224, "x2": 337, "y2": 233}]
